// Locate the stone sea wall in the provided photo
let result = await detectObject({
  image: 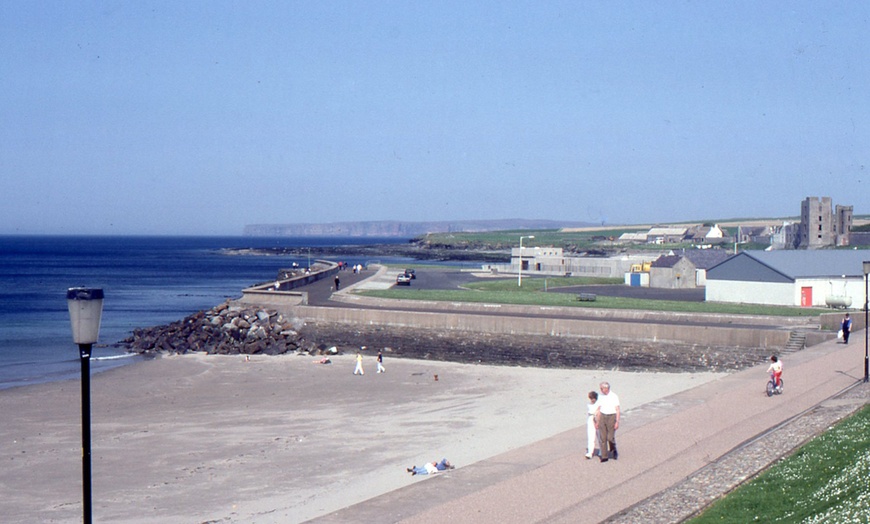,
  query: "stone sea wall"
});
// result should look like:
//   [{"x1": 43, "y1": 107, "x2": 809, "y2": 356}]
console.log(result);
[{"x1": 121, "y1": 302, "x2": 772, "y2": 373}]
